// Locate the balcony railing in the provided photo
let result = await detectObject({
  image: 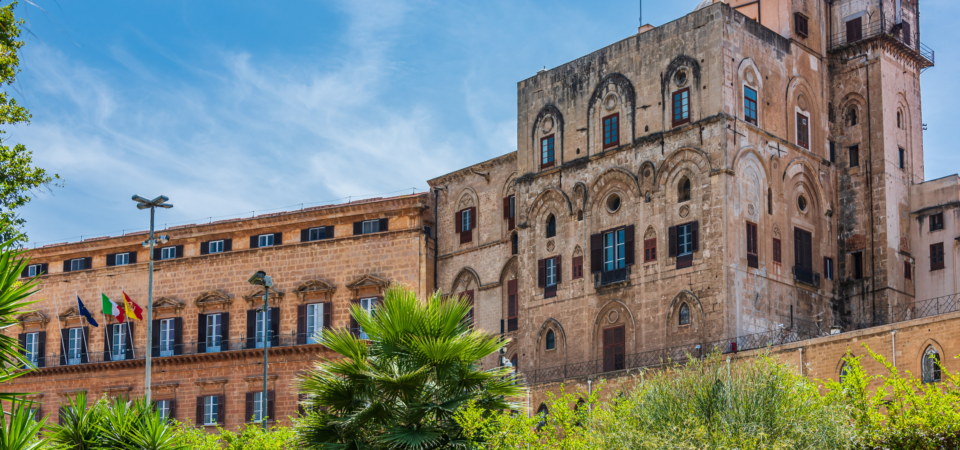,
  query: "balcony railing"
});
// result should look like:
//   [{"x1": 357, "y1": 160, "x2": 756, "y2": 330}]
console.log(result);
[
  {"x1": 594, "y1": 266, "x2": 630, "y2": 288},
  {"x1": 792, "y1": 265, "x2": 820, "y2": 289},
  {"x1": 18, "y1": 331, "x2": 328, "y2": 371},
  {"x1": 827, "y1": 20, "x2": 934, "y2": 68}
]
